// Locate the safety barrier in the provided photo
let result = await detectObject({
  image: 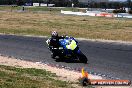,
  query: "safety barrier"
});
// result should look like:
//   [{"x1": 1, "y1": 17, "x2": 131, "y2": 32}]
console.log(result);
[
  {"x1": 61, "y1": 10, "x2": 132, "y2": 19},
  {"x1": 96, "y1": 13, "x2": 114, "y2": 17}
]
